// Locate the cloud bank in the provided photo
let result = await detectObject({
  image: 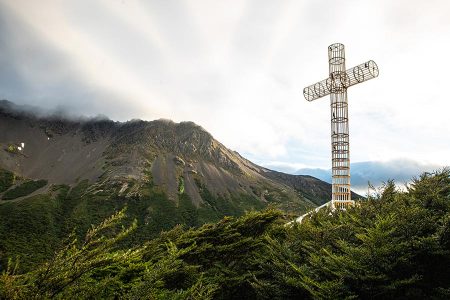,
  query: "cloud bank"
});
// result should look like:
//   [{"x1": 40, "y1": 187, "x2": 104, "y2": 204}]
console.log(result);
[
  {"x1": 290, "y1": 159, "x2": 445, "y2": 195},
  {"x1": 0, "y1": 0, "x2": 449, "y2": 171}
]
